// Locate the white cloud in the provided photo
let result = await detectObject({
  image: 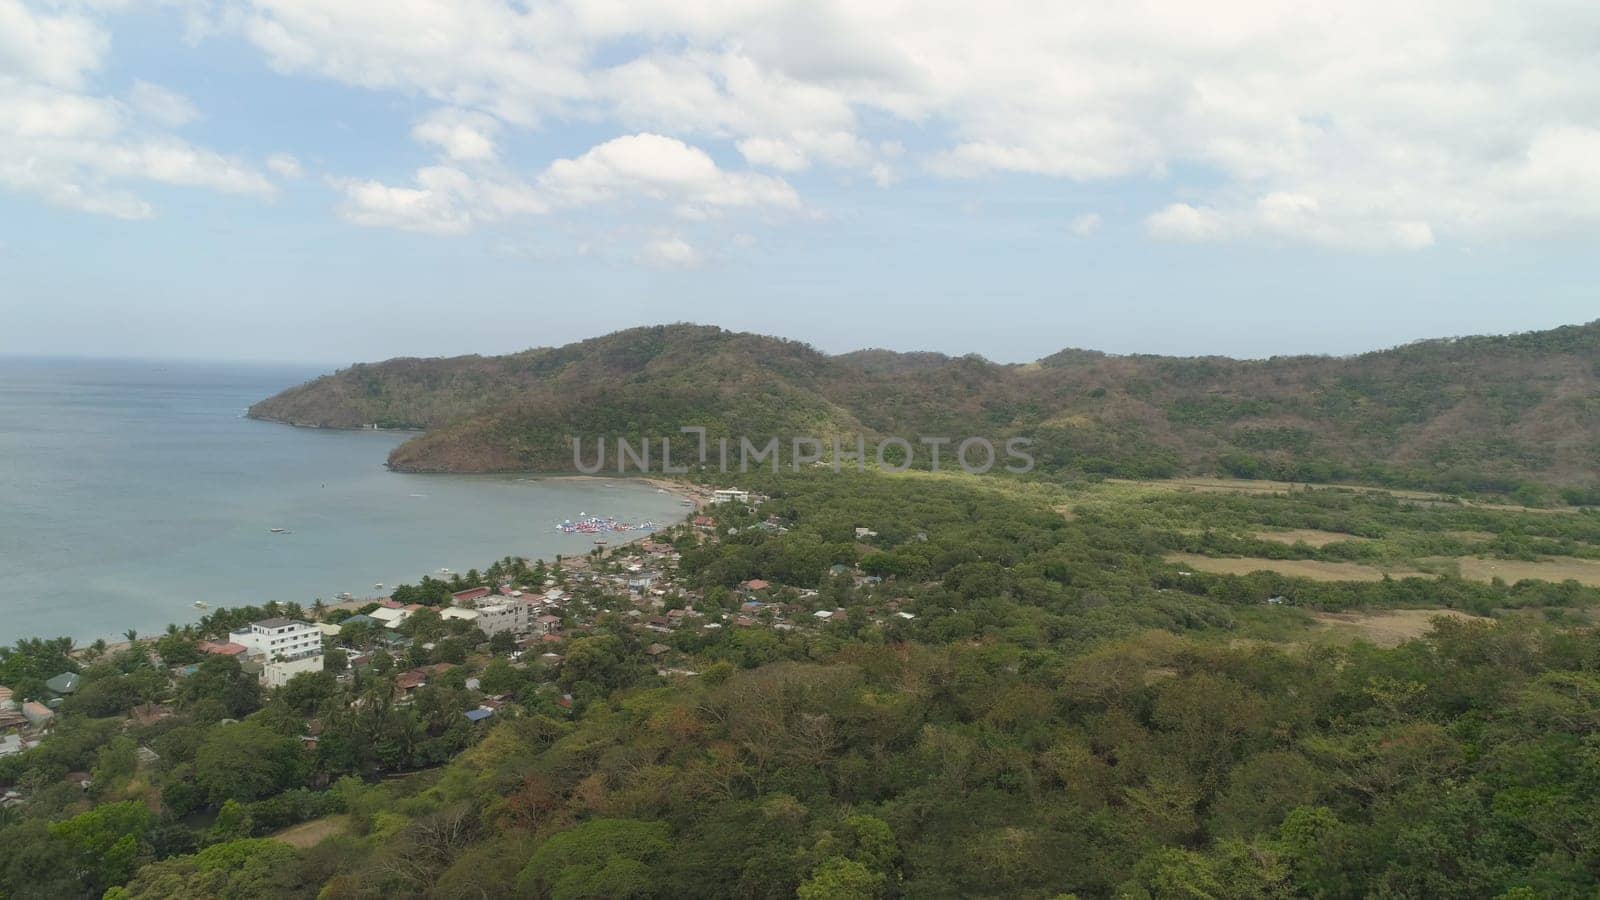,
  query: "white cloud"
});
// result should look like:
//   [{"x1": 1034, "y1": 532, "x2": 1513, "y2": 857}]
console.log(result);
[
  {"x1": 333, "y1": 165, "x2": 546, "y2": 234},
  {"x1": 538, "y1": 133, "x2": 799, "y2": 216},
  {"x1": 1069, "y1": 212, "x2": 1102, "y2": 237},
  {"x1": 266, "y1": 153, "x2": 303, "y2": 178},
  {"x1": 0, "y1": 2, "x2": 273, "y2": 218},
  {"x1": 638, "y1": 234, "x2": 701, "y2": 269},
  {"x1": 225, "y1": 0, "x2": 1600, "y2": 250},
  {"x1": 0, "y1": 0, "x2": 106, "y2": 88},
  {"x1": 128, "y1": 80, "x2": 198, "y2": 127},
  {"x1": 411, "y1": 107, "x2": 501, "y2": 162},
  {"x1": 1144, "y1": 204, "x2": 1229, "y2": 243}
]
